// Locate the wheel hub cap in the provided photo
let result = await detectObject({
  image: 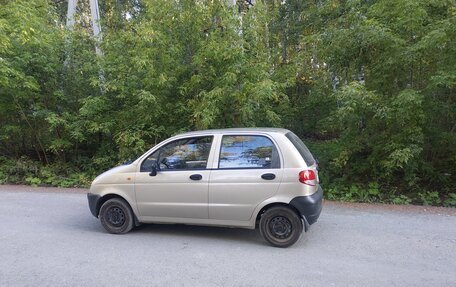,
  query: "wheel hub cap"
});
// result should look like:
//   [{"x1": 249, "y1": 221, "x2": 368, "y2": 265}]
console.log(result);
[
  {"x1": 106, "y1": 207, "x2": 125, "y2": 227},
  {"x1": 269, "y1": 216, "x2": 292, "y2": 239}
]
